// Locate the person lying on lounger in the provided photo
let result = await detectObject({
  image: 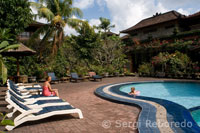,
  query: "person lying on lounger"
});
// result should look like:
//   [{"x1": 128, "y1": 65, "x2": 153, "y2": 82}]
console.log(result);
[
  {"x1": 129, "y1": 87, "x2": 140, "y2": 97},
  {"x1": 42, "y1": 76, "x2": 59, "y2": 97}
]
